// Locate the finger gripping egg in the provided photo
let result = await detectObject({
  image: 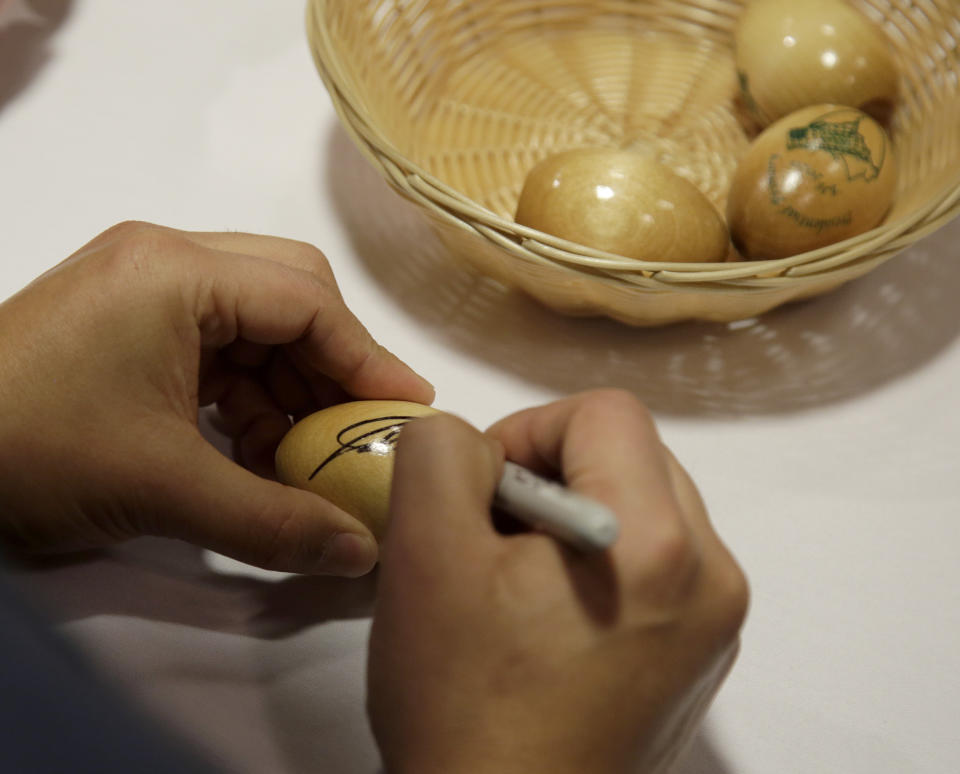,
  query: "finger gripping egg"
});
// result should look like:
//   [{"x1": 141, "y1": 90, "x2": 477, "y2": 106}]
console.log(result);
[
  {"x1": 726, "y1": 104, "x2": 896, "y2": 260},
  {"x1": 735, "y1": 0, "x2": 898, "y2": 125},
  {"x1": 275, "y1": 401, "x2": 439, "y2": 540},
  {"x1": 514, "y1": 149, "x2": 729, "y2": 263}
]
